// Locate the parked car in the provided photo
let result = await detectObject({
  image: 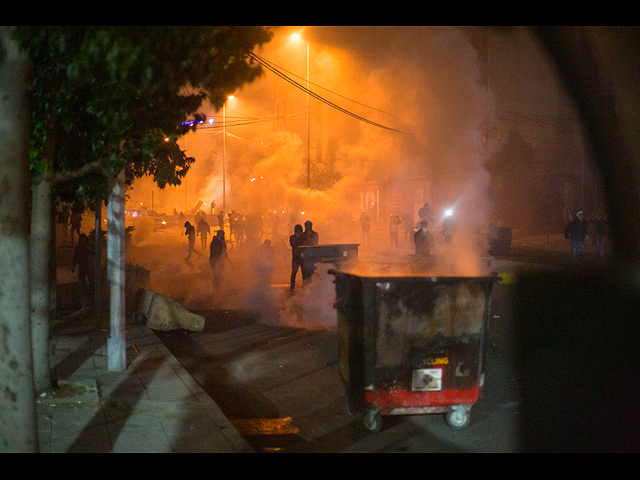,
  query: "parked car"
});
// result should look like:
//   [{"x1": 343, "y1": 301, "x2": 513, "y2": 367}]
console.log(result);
[{"x1": 125, "y1": 208, "x2": 167, "y2": 230}]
